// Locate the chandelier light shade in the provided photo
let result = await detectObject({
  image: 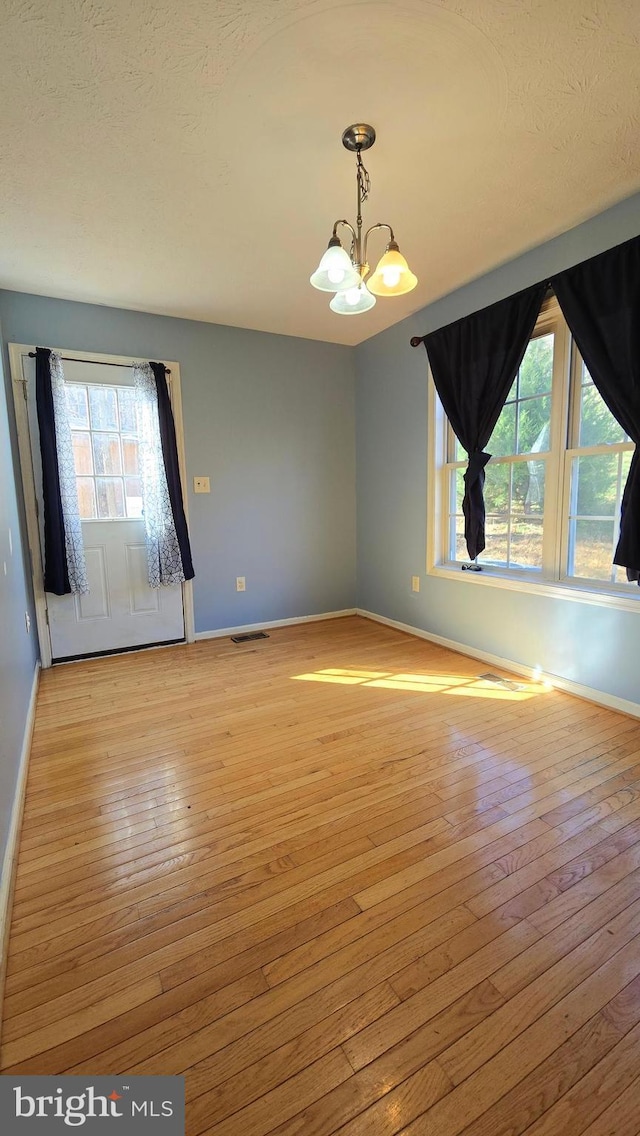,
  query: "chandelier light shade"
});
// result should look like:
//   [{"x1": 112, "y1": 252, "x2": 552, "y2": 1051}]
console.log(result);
[
  {"x1": 309, "y1": 124, "x2": 418, "y2": 316},
  {"x1": 309, "y1": 238, "x2": 361, "y2": 292},
  {"x1": 367, "y1": 242, "x2": 419, "y2": 296},
  {"x1": 329, "y1": 283, "x2": 377, "y2": 315}
]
